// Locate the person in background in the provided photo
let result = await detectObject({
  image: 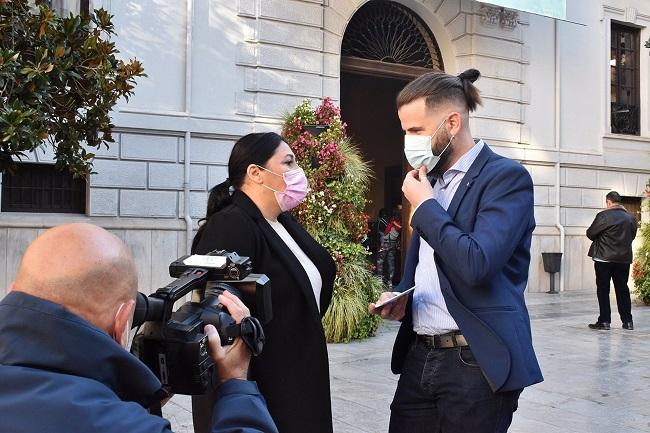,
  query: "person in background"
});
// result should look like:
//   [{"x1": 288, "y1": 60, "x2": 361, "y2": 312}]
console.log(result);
[
  {"x1": 192, "y1": 132, "x2": 336, "y2": 433},
  {"x1": 376, "y1": 207, "x2": 390, "y2": 284},
  {"x1": 586, "y1": 191, "x2": 637, "y2": 330},
  {"x1": 377, "y1": 209, "x2": 402, "y2": 288}
]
